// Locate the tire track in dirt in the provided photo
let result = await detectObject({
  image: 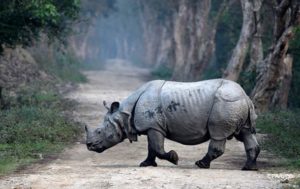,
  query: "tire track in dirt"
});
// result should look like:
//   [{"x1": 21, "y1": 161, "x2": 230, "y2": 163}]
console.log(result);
[{"x1": 0, "y1": 60, "x2": 284, "y2": 188}]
